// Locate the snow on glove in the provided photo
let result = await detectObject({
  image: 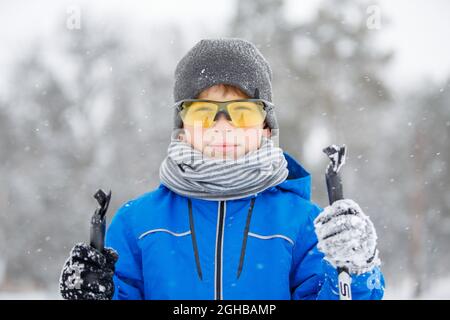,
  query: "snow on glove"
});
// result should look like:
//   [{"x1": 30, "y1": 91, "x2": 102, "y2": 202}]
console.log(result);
[
  {"x1": 314, "y1": 199, "x2": 380, "y2": 275},
  {"x1": 59, "y1": 242, "x2": 118, "y2": 300}
]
